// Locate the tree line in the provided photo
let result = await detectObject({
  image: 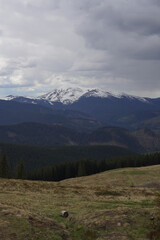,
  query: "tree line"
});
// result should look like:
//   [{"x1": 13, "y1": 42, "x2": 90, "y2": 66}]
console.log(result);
[
  {"x1": 28, "y1": 152, "x2": 160, "y2": 181},
  {"x1": 0, "y1": 142, "x2": 135, "y2": 172},
  {"x1": 1, "y1": 151, "x2": 159, "y2": 181},
  {"x1": 0, "y1": 152, "x2": 26, "y2": 179}
]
